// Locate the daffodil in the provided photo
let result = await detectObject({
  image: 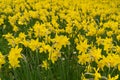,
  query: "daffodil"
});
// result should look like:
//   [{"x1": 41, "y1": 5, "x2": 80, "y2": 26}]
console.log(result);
[
  {"x1": 0, "y1": 52, "x2": 5, "y2": 69},
  {"x1": 8, "y1": 46, "x2": 22, "y2": 68},
  {"x1": 42, "y1": 60, "x2": 49, "y2": 70},
  {"x1": 76, "y1": 39, "x2": 89, "y2": 54}
]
